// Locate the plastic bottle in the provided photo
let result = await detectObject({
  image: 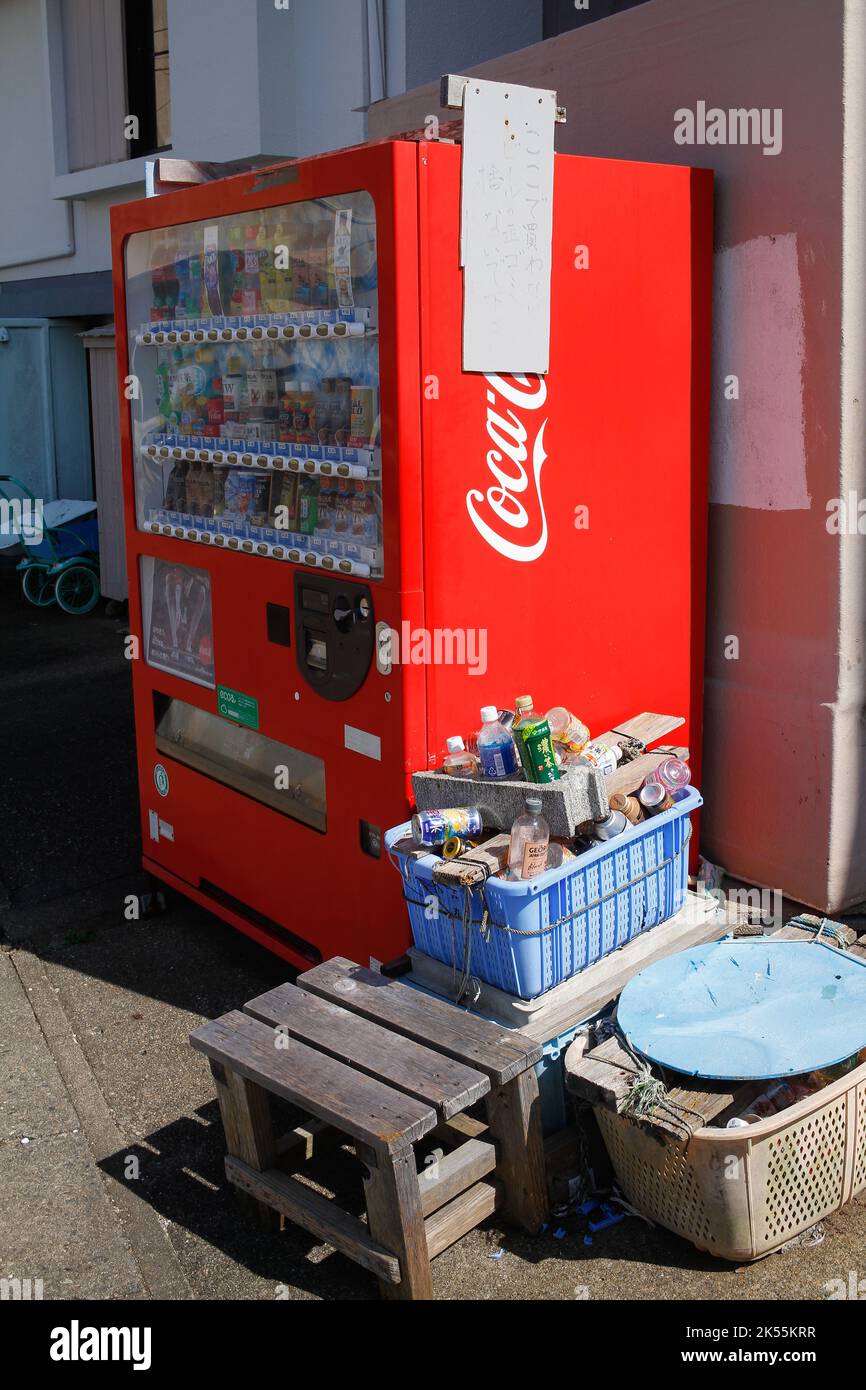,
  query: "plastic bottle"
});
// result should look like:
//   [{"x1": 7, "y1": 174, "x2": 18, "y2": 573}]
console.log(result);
[
  {"x1": 186, "y1": 460, "x2": 203, "y2": 515},
  {"x1": 333, "y1": 479, "x2": 351, "y2": 534},
  {"x1": 164, "y1": 459, "x2": 187, "y2": 512},
  {"x1": 577, "y1": 741, "x2": 623, "y2": 777},
  {"x1": 247, "y1": 347, "x2": 278, "y2": 421},
  {"x1": 270, "y1": 217, "x2": 293, "y2": 311},
  {"x1": 199, "y1": 463, "x2": 215, "y2": 517},
  {"x1": 222, "y1": 347, "x2": 247, "y2": 425},
  {"x1": 644, "y1": 756, "x2": 691, "y2": 794},
  {"x1": 512, "y1": 695, "x2": 538, "y2": 778},
  {"x1": 242, "y1": 223, "x2": 262, "y2": 314},
  {"x1": 156, "y1": 354, "x2": 173, "y2": 423},
  {"x1": 310, "y1": 221, "x2": 332, "y2": 308},
  {"x1": 316, "y1": 379, "x2": 335, "y2": 445},
  {"x1": 512, "y1": 695, "x2": 560, "y2": 783},
  {"x1": 508, "y1": 796, "x2": 550, "y2": 880},
  {"x1": 150, "y1": 236, "x2": 170, "y2": 322},
  {"x1": 442, "y1": 736, "x2": 479, "y2": 778},
  {"x1": 291, "y1": 208, "x2": 315, "y2": 307},
  {"x1": 477, "y1": 706, "x2": 519, "y2": 779},
  {"x1": 225, "y1": 223, "x2": 246, "y2": 315},
  {"x1": 299, "y1": 477, "x2": 319, "y2": 535},
  {"x1": 256, "y1": 214, "x2": 276, "y2": 312},
  {"x1": 174, "y1": 227, "x2": 193, "y2": 320},
  {"x1": 188, "y1": 230, "x2": 205, "y2": 316},
  {"x1": 545, "y1": 706, "x2": 590, "y2": 754},
  {"x1": 293, "y1": 382, "x2": 317, "y2": 445}
]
